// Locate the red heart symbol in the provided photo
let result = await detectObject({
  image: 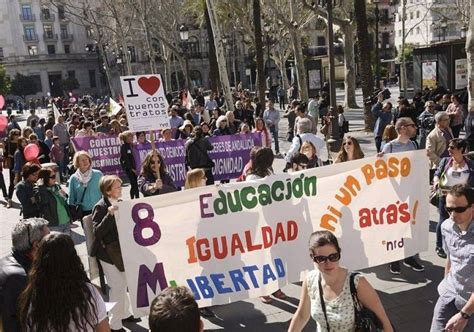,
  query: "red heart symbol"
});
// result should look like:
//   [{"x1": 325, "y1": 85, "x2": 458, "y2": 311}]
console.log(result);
[{"x1": 138, "y1": 76, "x2": 161, "y2": 96}]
